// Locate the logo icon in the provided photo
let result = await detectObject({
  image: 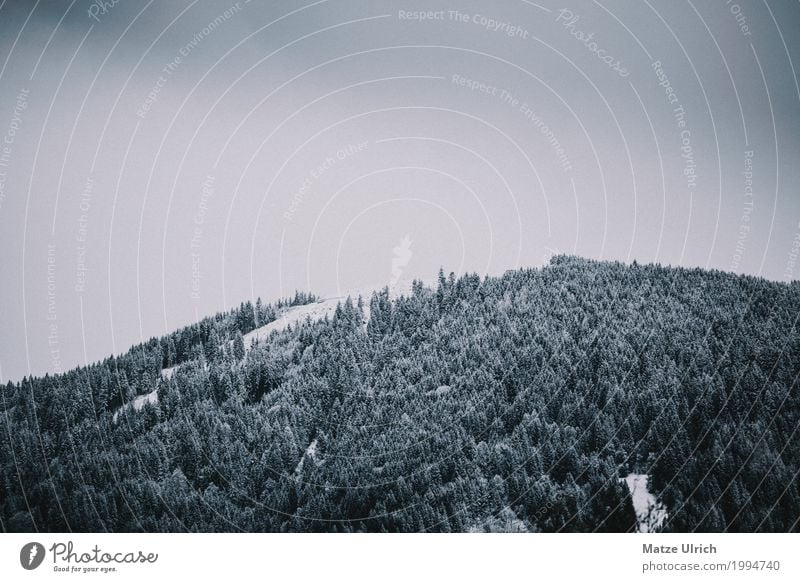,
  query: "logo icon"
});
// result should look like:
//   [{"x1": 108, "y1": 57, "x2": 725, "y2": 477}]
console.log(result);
[{"x1": 20, "y1": 542, "x2": 45, "y2": 570}]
